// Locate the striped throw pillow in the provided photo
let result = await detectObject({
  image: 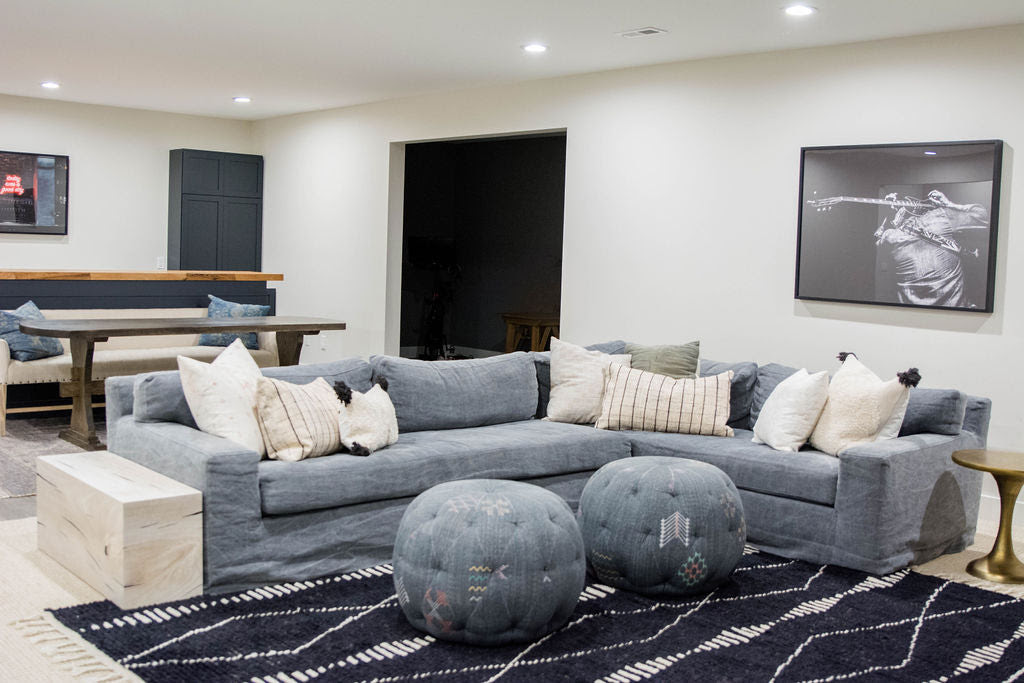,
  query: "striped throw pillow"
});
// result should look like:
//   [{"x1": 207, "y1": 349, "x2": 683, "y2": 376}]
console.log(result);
[
  {"x1": 596, "y1": 365, "x2": 734, "y2": 437},
  {"x1": 256, "y1": 377, "x2": 342, "y2": 461}
]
